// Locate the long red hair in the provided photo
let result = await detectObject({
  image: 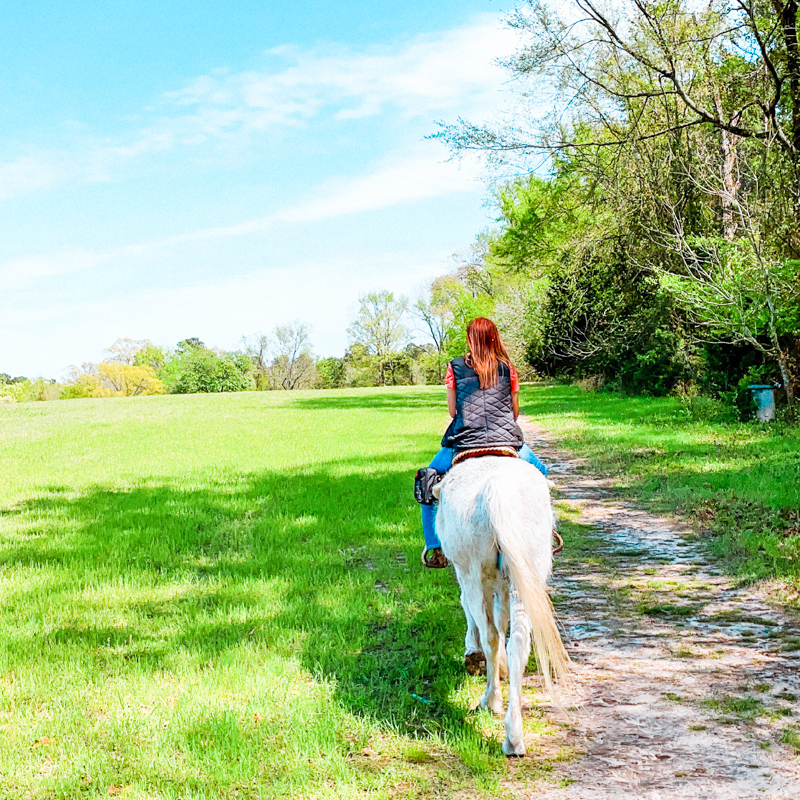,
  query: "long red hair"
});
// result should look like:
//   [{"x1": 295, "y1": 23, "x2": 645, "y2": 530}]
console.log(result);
[{"x1": 466, "y1": 317, "x2": 513, "y2": 389}]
